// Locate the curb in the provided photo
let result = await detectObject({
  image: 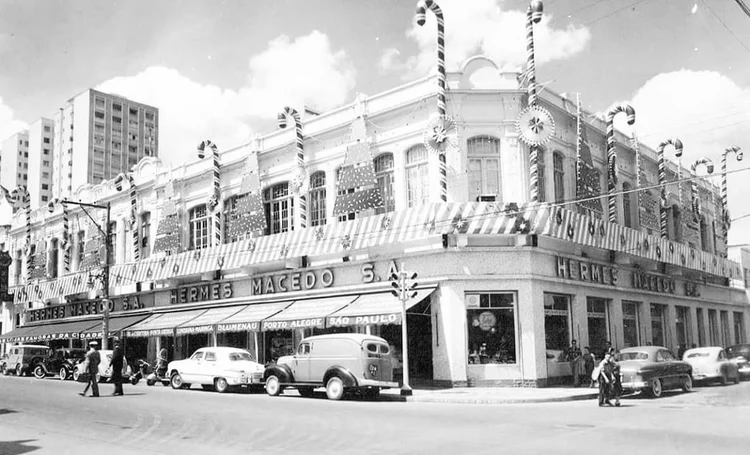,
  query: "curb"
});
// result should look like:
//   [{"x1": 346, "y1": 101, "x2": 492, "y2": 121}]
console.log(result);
[{"x1": 378, "y1": 391, "x2": 599, "y2": 405}]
